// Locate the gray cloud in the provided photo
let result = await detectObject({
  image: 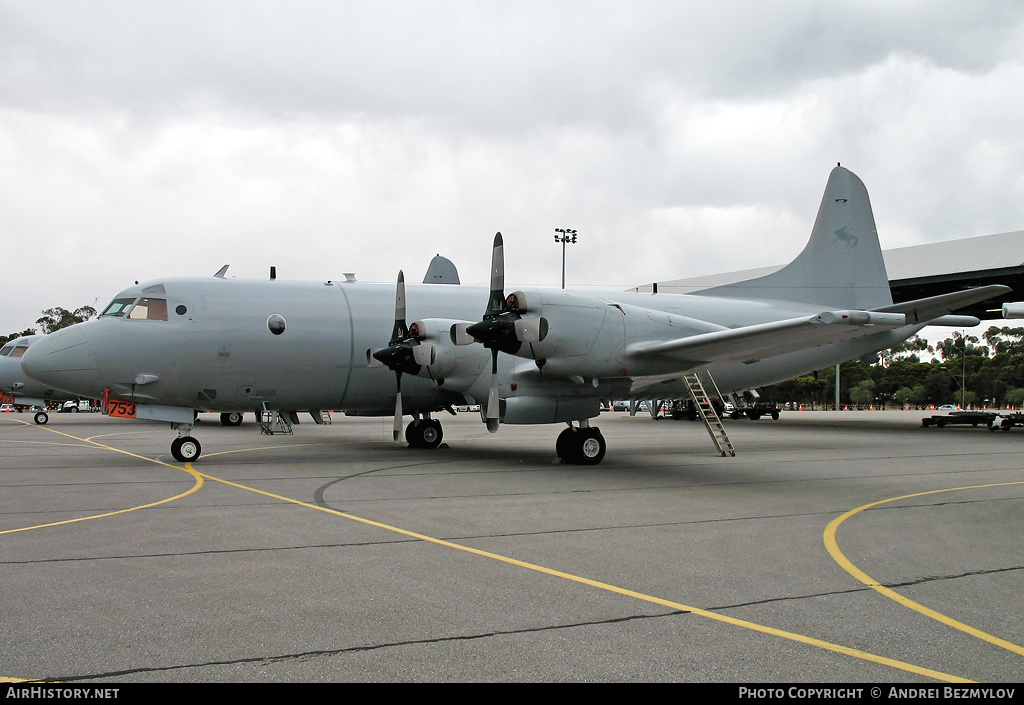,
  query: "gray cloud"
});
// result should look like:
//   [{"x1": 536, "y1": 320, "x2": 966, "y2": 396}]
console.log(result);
[{"x1": 2, "y1": 1, "x2": 1024, "y2": 332}]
